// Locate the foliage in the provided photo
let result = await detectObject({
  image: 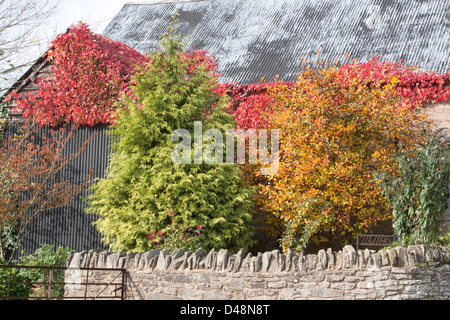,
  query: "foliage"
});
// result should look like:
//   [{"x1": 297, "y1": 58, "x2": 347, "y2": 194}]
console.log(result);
[
  {"x1": 86, "y1": 24, "x2": 255, "y2": 253},
  {"x1": 376, "y1": 131, "x2": 450, "y2": 246},
  {"x1": 439, "y1": 232, "x2": 450, "y2": 247},
  {"x1": 3, "y1": 19, "x2": 450, "y2": 254},
  {"x1": 229, "y1": 57, "x2": 450, "y2": 138},
  {"x1": 0, "y1": 224, "x2": 19, "y2": 262},
  {"x1": 6, "y1": 22, "x2": 149, "y2": 127},
  {"x1": 221, "y1": 57, "x2": 450, "y2": 252},
  {"x1": 147, "y1": 210, "x2": 204, "y2": 252},
  {"x1": 258, "y1": 61, "x2": 428, "y2": 253},
  {"x1": 228, "y1": 82, "x2": 281, "y2": 130},
  {"x1": 337, "y1": 56, "x2": 450, "y2": 107},
  {"x1": 14, "y1": 244, "x2": 74, "y2": 298},
  {"x1": 0, "y1": 260, "x2": 32, "y2": 299},
  {"x1": 0, "y1": 119, "x2": 93, "y2": 261},
  {"x1": 0, "y1": 102, "x2": 8, "y2": 144}
]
